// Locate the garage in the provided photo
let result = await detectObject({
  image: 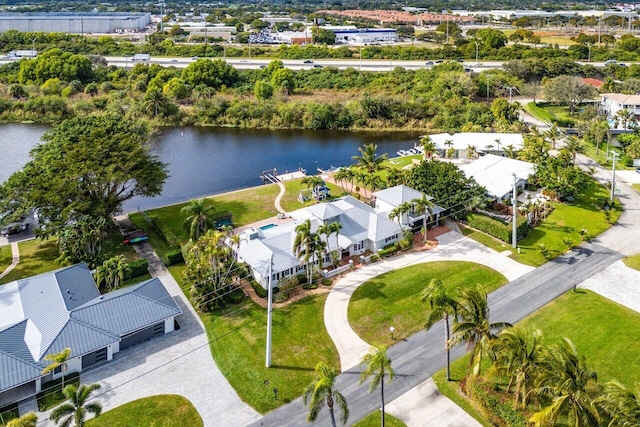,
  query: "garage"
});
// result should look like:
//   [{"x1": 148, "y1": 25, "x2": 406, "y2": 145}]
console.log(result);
[
  {"x1": 119, "y1": 322, "x2": 164, "y2": 350},
  {"x1": 82, "y1": 347, "x2": 108, "y2": 370}
]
